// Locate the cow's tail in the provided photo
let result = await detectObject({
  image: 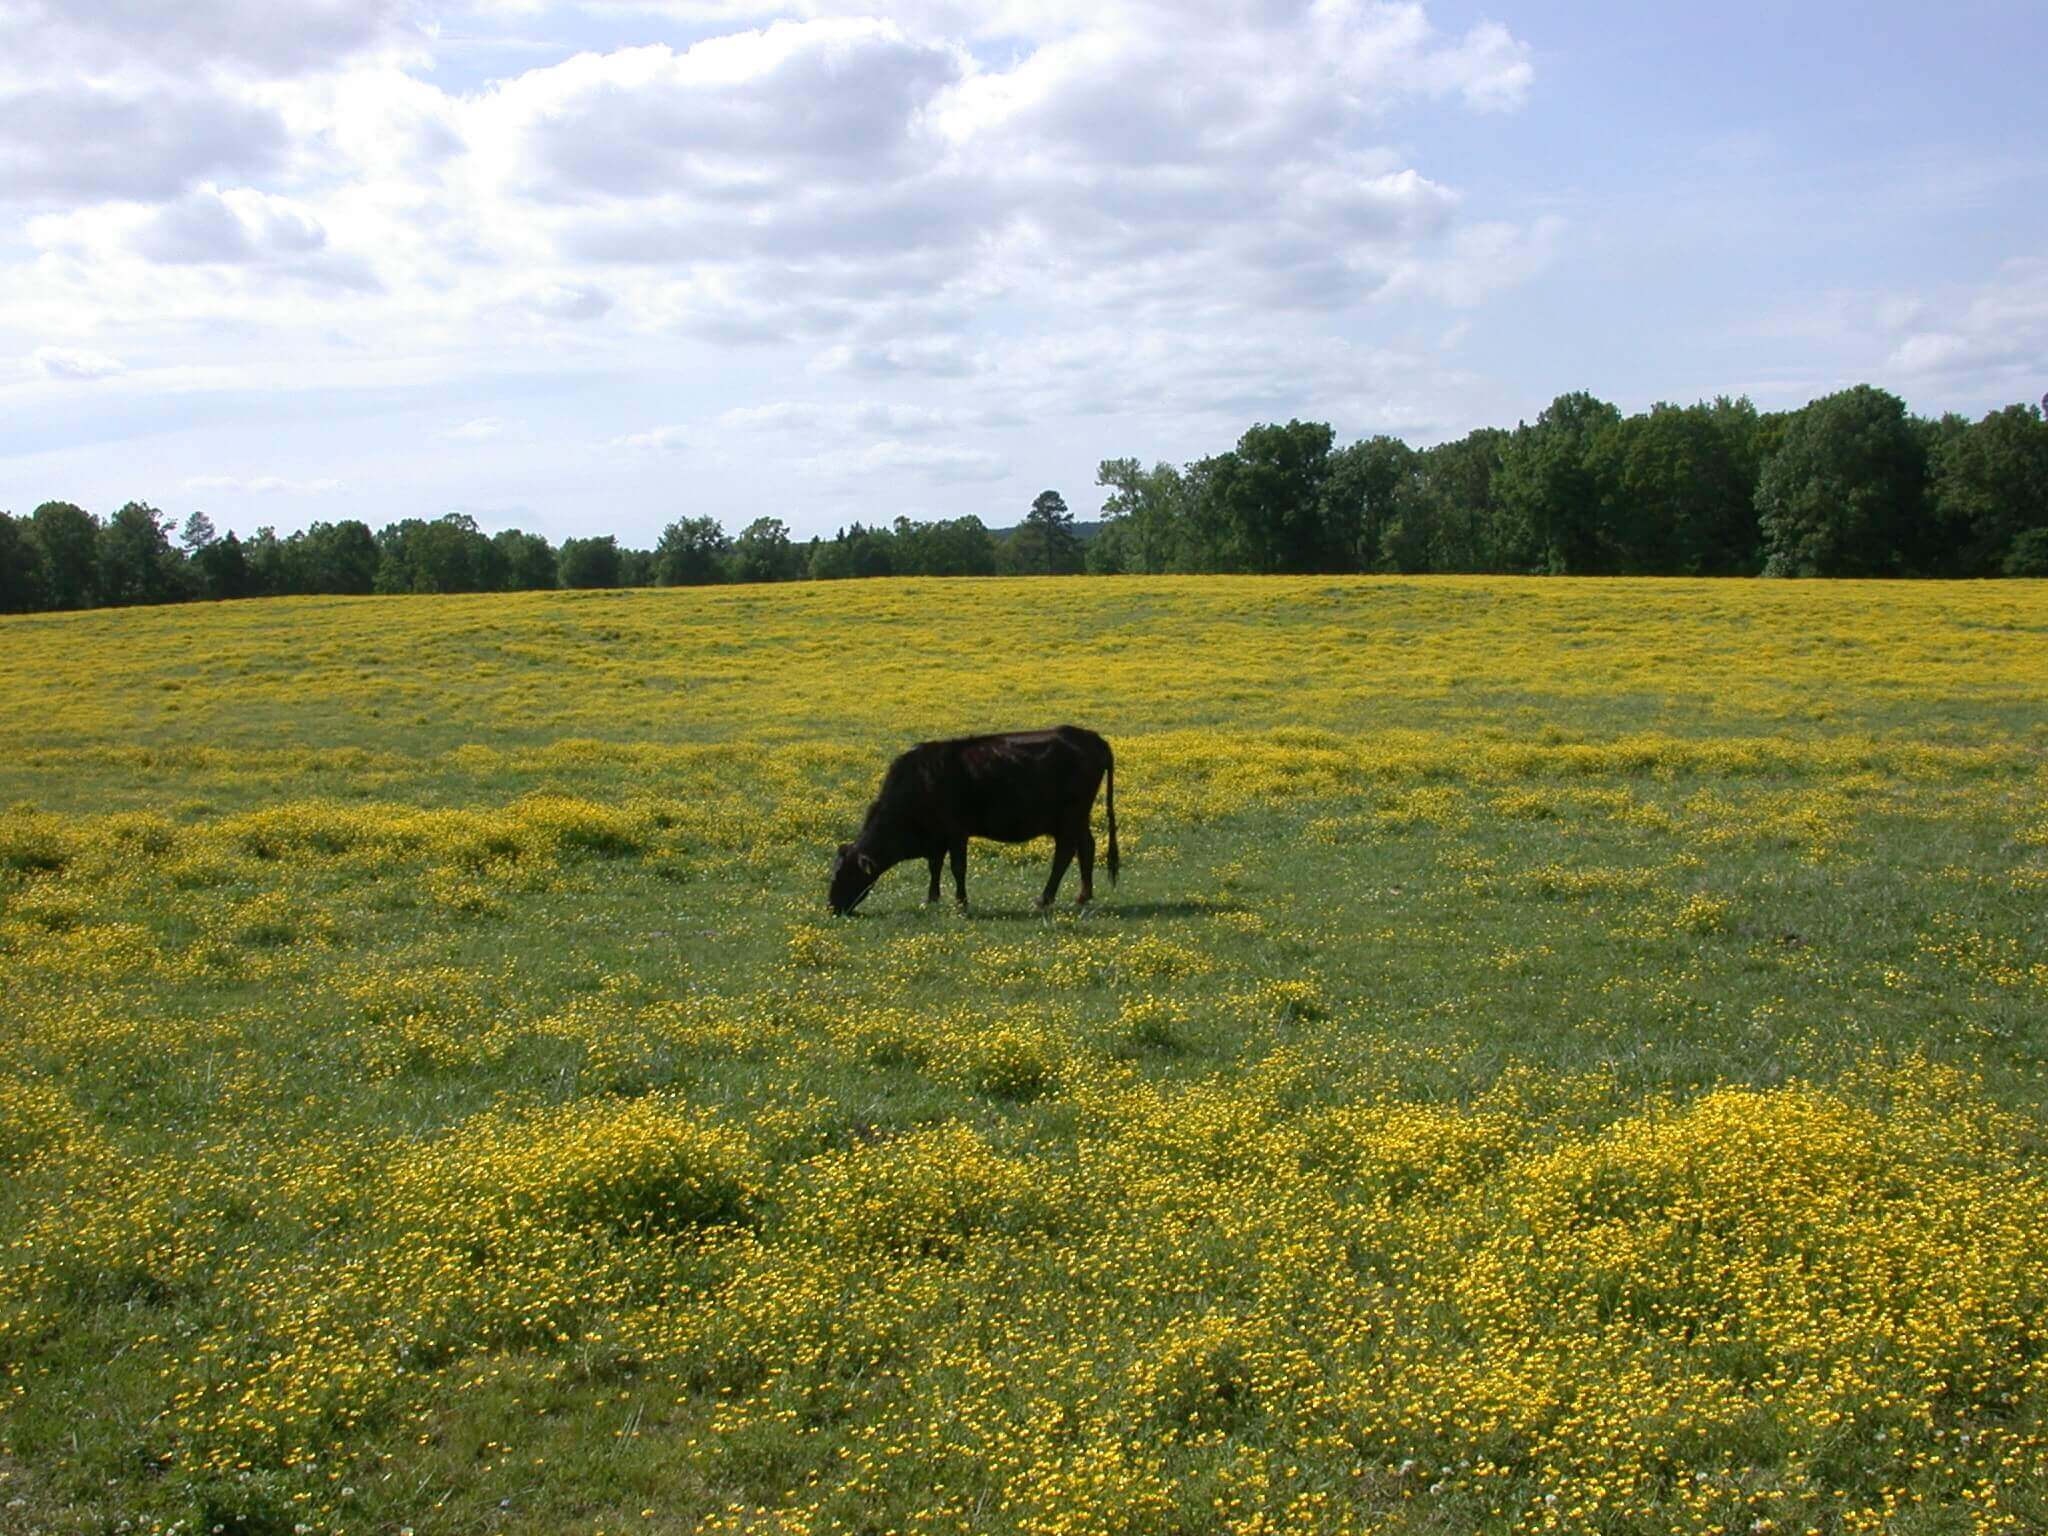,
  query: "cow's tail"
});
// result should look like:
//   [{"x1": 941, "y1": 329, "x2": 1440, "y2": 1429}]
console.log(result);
[{"x1": 1103, "y1": 744, "x2": 1119, "y2": 887}]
